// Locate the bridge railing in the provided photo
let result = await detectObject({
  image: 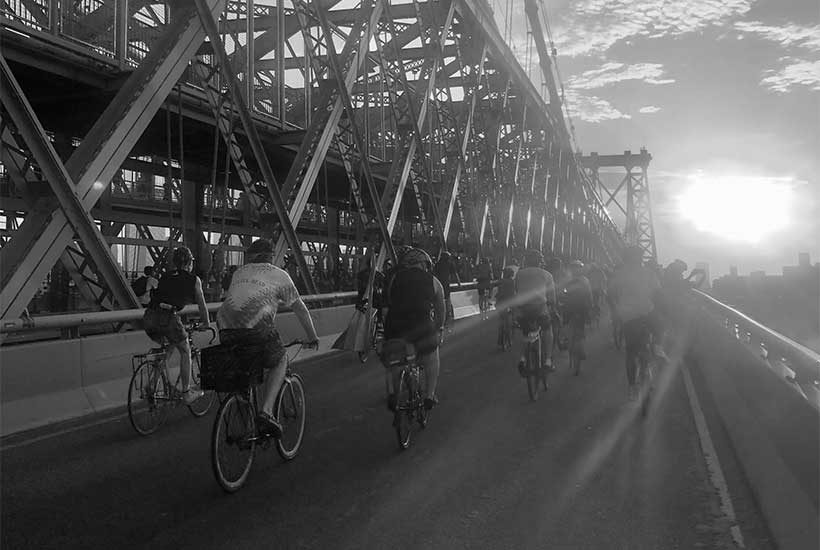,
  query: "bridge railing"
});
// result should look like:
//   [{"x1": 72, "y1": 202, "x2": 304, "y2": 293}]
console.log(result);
[
  {"x1": 691, "y1": 289, "x2": 820, "y2": 408},
  {"x1": 0, "y1": 281, "x2": 484, "y2": 339}
]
